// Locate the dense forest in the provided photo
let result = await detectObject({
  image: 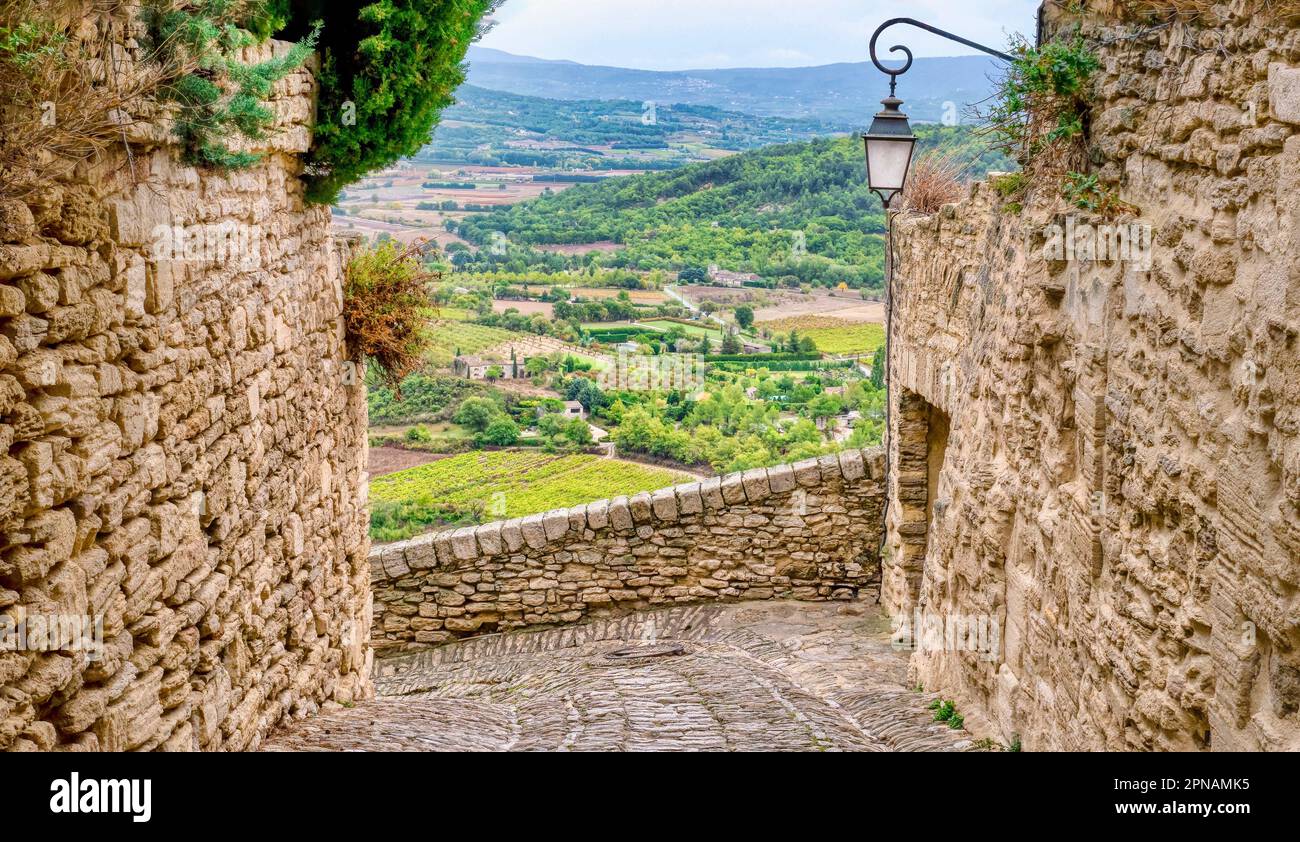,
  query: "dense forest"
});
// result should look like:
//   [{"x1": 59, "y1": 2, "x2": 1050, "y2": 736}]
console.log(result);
[{"x1": 450, "y1": 126, "x2": 1011, "y2": 289}]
